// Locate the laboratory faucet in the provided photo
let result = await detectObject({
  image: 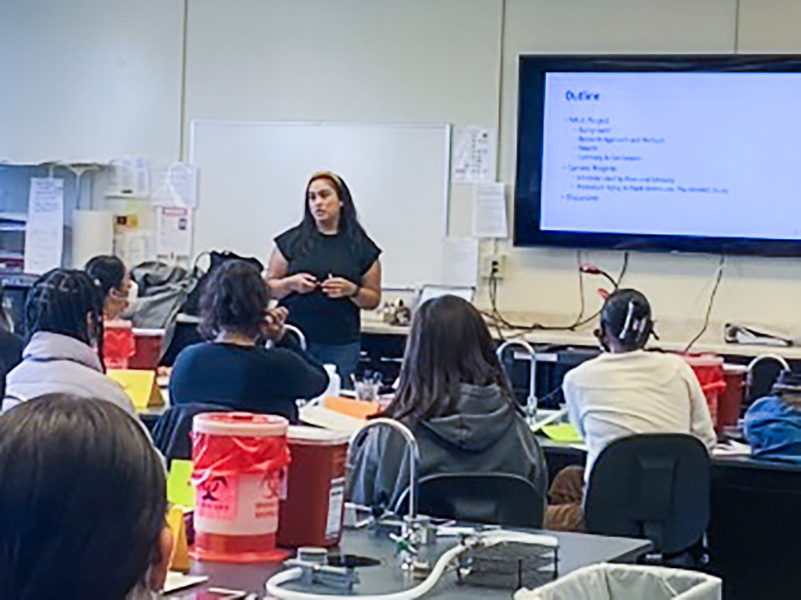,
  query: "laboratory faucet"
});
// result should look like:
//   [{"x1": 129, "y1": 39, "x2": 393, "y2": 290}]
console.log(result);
[
  {"x1": 350, "y1": 418, "x2": 431, "y2": 570},
  {"x1": 496, "y1": 339, "x2": 538, "y2": 421}
]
